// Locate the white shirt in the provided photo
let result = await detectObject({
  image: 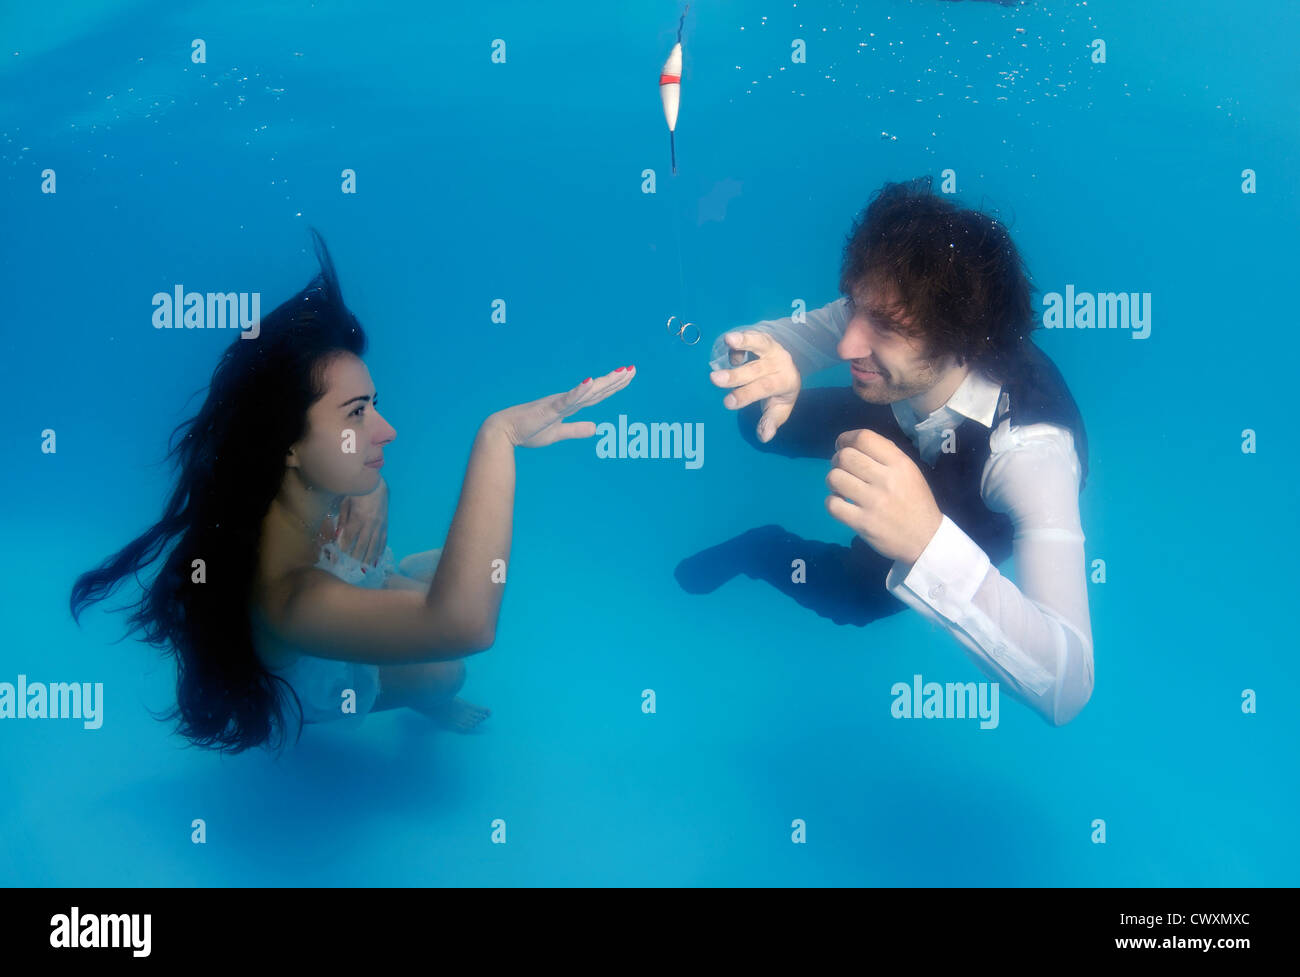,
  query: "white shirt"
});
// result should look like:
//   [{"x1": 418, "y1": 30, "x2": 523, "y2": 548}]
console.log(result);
[{"x1": 711, "y1": 297, "x2": 1095, "y2": 726}]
